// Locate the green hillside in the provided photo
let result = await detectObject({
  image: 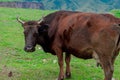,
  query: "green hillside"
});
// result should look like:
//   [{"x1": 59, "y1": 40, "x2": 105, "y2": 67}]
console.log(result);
[
  {"x1": 0, "y1": 0, "x2": 120, "y2": 12},
  {"x1": 0, "y1": 7, "x2": 120, "y2": 80},
  {"x1": 22, "y1": 0, "x2": 120, "y2": 12}
]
